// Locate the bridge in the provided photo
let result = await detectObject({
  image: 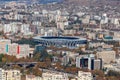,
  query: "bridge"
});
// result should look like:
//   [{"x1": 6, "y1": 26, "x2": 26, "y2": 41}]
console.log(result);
[{"x1": 5, "y1": 62, "x2": 38, "y2": 68}]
